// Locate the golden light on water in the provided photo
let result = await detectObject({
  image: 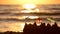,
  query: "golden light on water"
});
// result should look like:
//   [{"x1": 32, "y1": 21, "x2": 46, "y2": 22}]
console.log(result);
[
  {"x1": 21, "y1": 10, "x2": 35, "y2": 13},
  {"x1": 29, "y1": 16, "x2": 38, "y2": 19},
  {"x1": 20, "y1": 23, "x2": 25, "y2": 32},
  {"x1": 11, "y1": 23, "x2": 25, "y2": 32},
  {"x1": 21, "y1": 8, "x2": 40, "y2": 13},
  {"x1": 23, "y1": 16, "x2": 39, "y2": 19}
]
